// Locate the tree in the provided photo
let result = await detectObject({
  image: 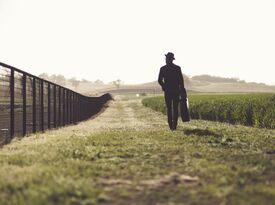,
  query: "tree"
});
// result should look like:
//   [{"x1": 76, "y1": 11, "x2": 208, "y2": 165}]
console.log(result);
[
  {"x1": 94, "y1": 79, "x2": 104, "y2": 85},
  {"x1": 38, "y1": 73, "x2": 66, "y2": 86},
  {"x1": 68, "y1": 77, "x2": 80, "y2": 91},
  {"x1": 53, "y1": 74, "x2": 66, "y2": 86},
  {"x1": 112, "y1": 79, "x2": 122, "y2": 89},
  {"x1": 38, "y1": 73, "x2": 50, "y2": 80},
  {"x1": 49, "y1": 74, "x2": 58, "y2": 83},
  {"x1": 81, "y1": 78, "x2": 89, "y2": 83}
]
